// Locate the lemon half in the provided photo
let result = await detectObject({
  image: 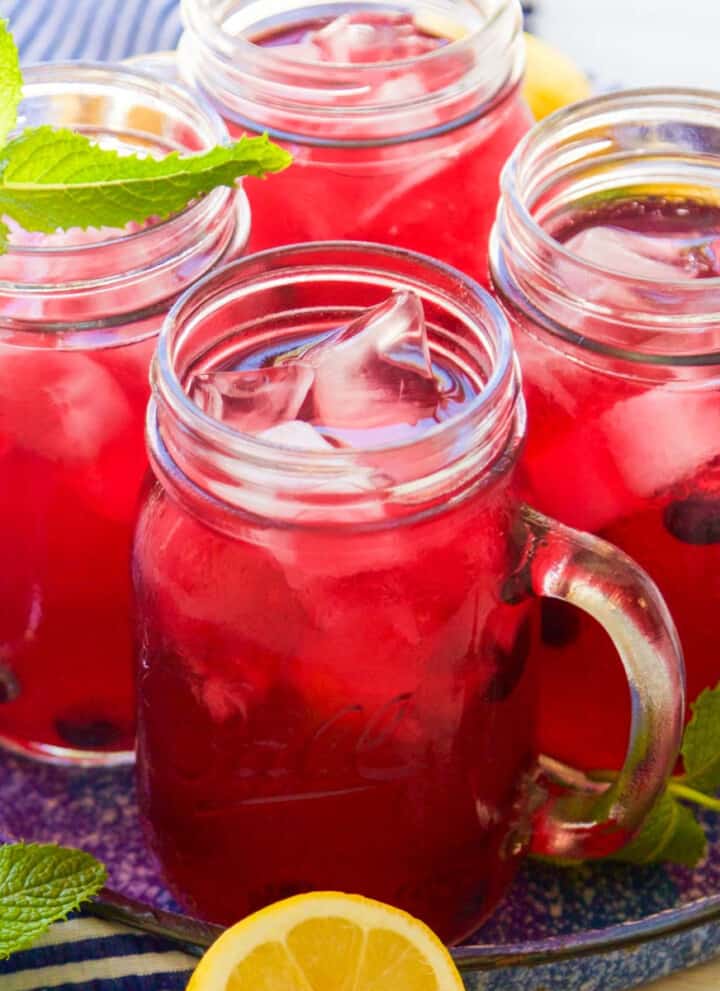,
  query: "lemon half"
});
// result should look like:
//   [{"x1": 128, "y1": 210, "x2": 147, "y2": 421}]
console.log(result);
[
  {"x1": 523, "y1": 32, "x2": 593, "y2": 120},
  {"x1": 187, "y1": 892, "x2": 465, "y2": 991}
]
